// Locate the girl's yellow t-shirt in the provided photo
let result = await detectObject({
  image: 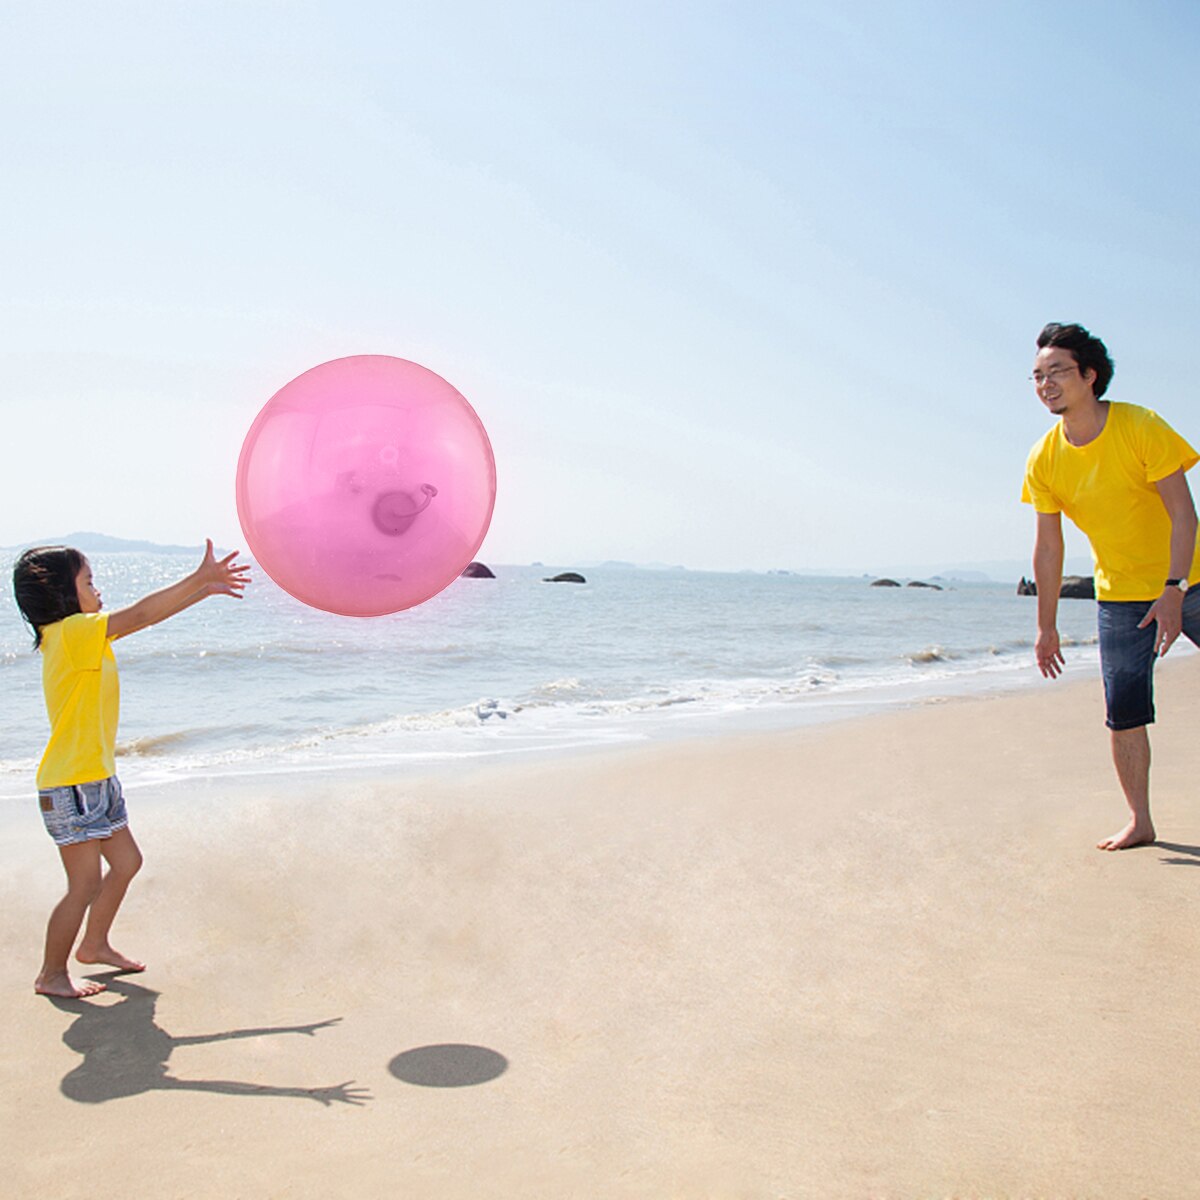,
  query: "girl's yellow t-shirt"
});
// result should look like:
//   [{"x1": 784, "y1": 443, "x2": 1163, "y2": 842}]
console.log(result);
[
  {"x1": 37, "y1": 612, "x2": 120, "y2": 788},
  {"x1": 1022, "y1": 402, "x2": 1200, "y2": 601}
]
